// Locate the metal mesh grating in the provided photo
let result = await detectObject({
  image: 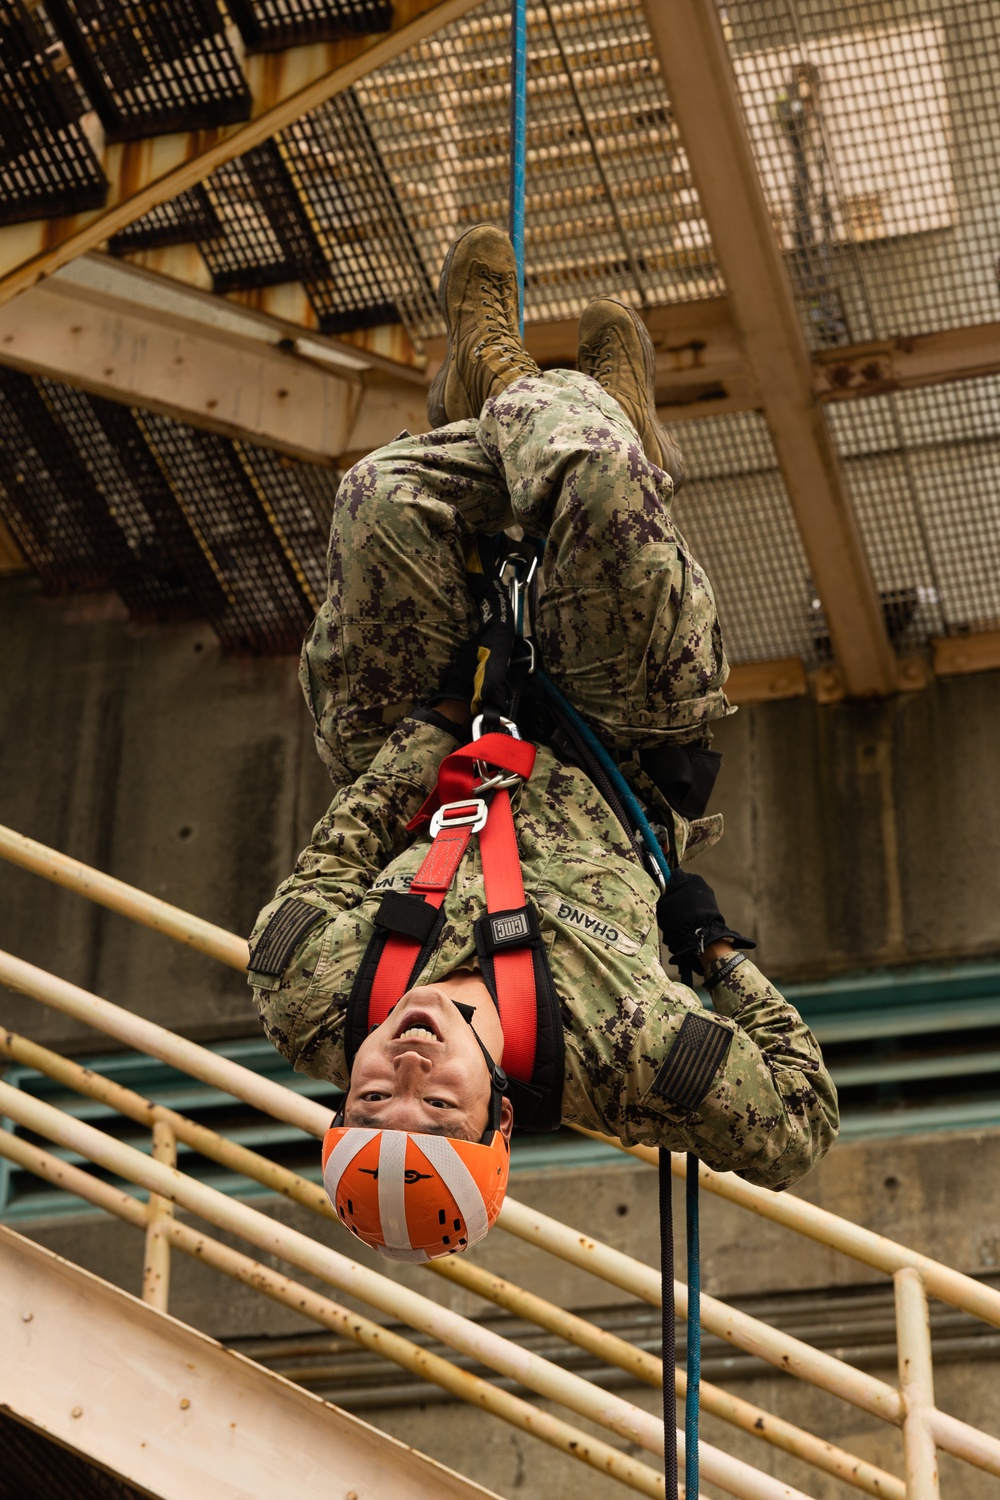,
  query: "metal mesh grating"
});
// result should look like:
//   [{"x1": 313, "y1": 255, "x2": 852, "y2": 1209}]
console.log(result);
[
  {"x1": 356, "y1": 0, "x2": 722, "y2": 339},
  {"x1": 825, "y1": 399, "x2": 945, "y2": 653},
  {"x1": 669, "y1": 410, "x2": 818, "y2": 666},
  {"x1": 225, "y1": 0, "x2": 392, "y2": 53},
  {"x1": 192, "y1": 97, "x2": 436, "y2": 330},
  {"x1": 724, "y1": 0, "x2": 1000, "y2": 347},
  {"x1": 0, "y1": 370, "x2": 109, "y2": 592},
  {"x1": 199, "y1": 143, "x2": 329, "y2": 293},
  {"x1": 83, "y1": 395, "x2": 236, "y2": 628},
  {"x1": 136, "y1": 411, "x2": 324, "y2": 652},
  {"x1": 109, "y1": 184, "x2": 221, "y2": 252},
  {"x1": 0, "y1": 369, "x2": 337, "y2": 652},
  {"x1": 829, "y1": 378, "x2": 1000, "y2": 639},
  {"x1": 0, "y1": 369, "x2": 192, "y2": 618},
  {"x1": 0, "y1": 0, "x2": 107, "y2": 227},
  {"x1": 278, "y1": 94, "x2": 437, "y2": 334},
  {"x1": 43, "y1": 0, "x2": 251, "y2": 141},
  {"x1": 234, "y1": 441, "x2": 333, "y2": 607},
  {"x1": 38, "y1": 380, "x2": 196, "y2": 618}
]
